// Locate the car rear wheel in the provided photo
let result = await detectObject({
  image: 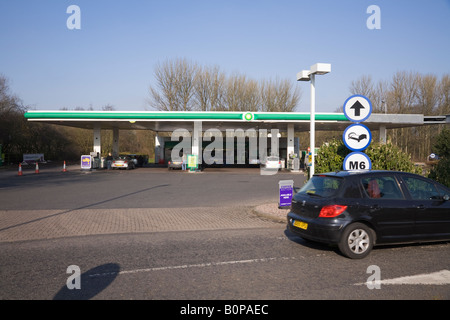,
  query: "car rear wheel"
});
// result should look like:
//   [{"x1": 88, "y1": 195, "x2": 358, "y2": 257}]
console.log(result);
[{"x1": 338, "y1": 223, "x2": 374, "y2": 259}]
